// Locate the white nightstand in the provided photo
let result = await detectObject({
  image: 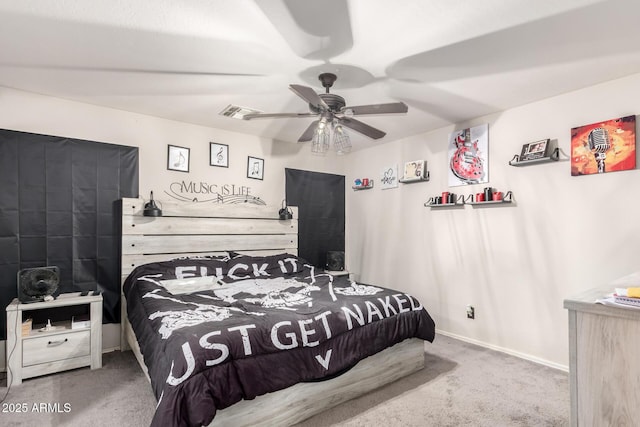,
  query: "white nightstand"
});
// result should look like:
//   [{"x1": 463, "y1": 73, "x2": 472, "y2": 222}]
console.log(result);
[{"x1": 6, "y1": 292, "x2": 103, "y2": 385}]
